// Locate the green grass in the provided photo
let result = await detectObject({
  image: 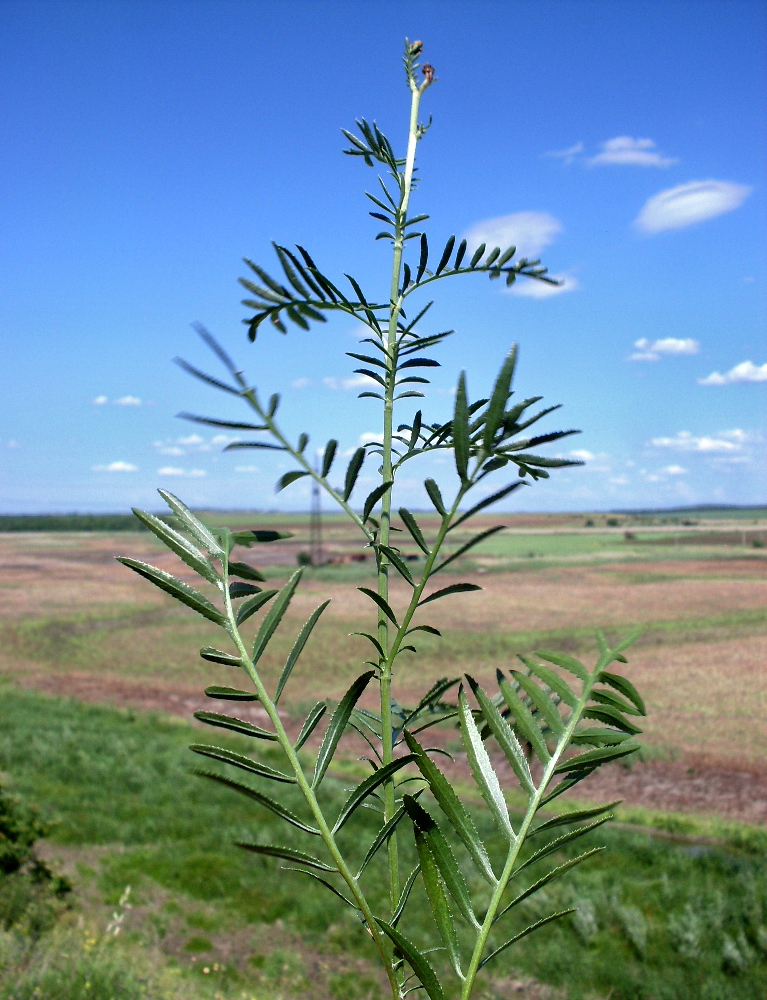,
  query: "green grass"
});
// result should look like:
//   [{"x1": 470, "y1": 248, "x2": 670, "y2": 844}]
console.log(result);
[{"x1": 1, "y1": 686, "x2": 767, "y2": 998}]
